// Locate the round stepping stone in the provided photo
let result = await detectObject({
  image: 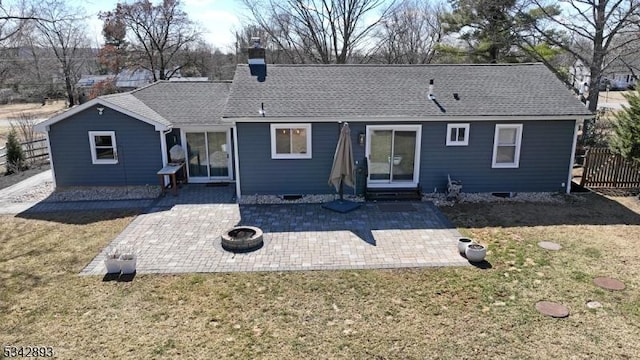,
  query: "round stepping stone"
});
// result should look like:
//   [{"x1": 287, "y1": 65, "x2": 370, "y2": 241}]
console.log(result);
[
  {"x1": 535, "y1": 301, "x2": 570, "y2": 318},
  {"x1": 538, "y1": 241, "x2": 562, "y2": 251},
  {"x1": 586, "y1": 301, "x2": 602, "y2": 309},
  {"x1": 593, "y1": 277, "x2": 625, "y2": 291}
]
